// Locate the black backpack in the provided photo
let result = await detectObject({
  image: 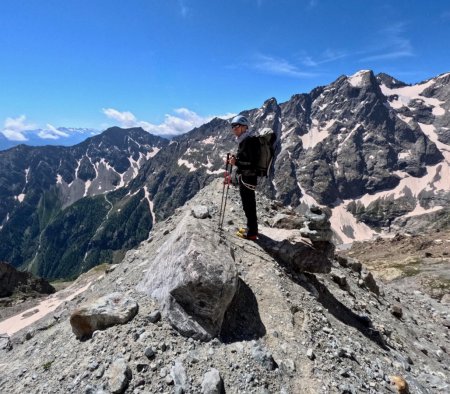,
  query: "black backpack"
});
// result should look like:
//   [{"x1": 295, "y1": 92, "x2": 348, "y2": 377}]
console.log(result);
[{"x1": 255, "y1": 128, "x2": 276, "y2": 177}]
